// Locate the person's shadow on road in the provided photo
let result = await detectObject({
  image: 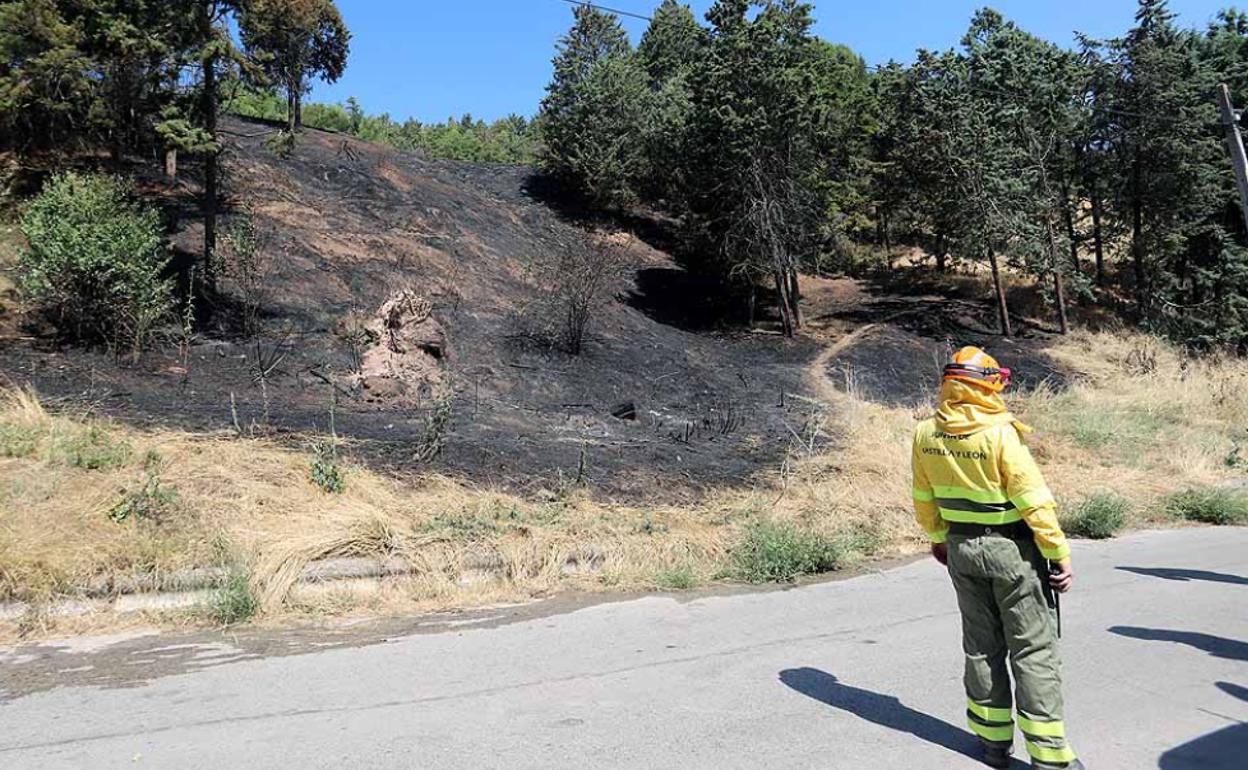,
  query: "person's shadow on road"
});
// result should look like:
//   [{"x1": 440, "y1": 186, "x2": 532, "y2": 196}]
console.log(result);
[
  {"x1": 1159, "y1": 682, "x2": 1248, "y2": 769},
  {"x1": 779, "y1": 667, "x2": 1029, "y2": 769}
]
